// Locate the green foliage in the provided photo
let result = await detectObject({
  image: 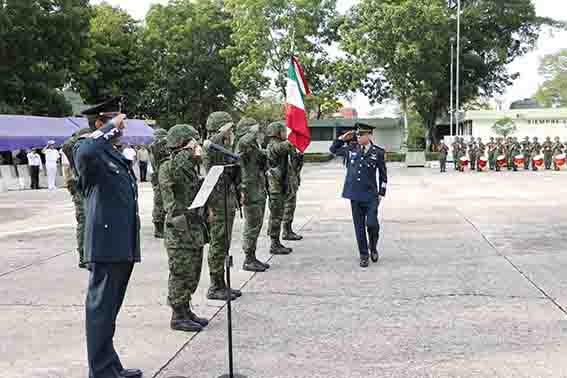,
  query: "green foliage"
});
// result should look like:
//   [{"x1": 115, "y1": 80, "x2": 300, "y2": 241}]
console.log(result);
[
  {"x1": 240, "y1": 97, "x2": 285, "y2": 126},
  {"x1": 406, "y1": 118, "x2": 427, "y2": 150},
  {"x1": 492, "y1": 117, "x2": 517, "y2": 138},
  {"x1": 140, "y1": 0, "x2": 238, "y2": 132},
  {"x1": 0, "y1": 0, "x2": 91, "y2": 116},
  {"x1": 534, "y1": 49, "x2": 567, "y2": 108},
  {"x1": 426, "y1": 152, "x2": 440, "y2": 161},
  {"x1": 70, "y1": 3, "x2": 147, "y2": 114},
  {"x1": 385, "y1": 152, "x2": 406, "y2": 162},
  {"x1": 304, "y1": 153, "x2": 334, "y2": 163},
  {"x1": 341, "y1": 0, "x2": 558, "y2": 142}
]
